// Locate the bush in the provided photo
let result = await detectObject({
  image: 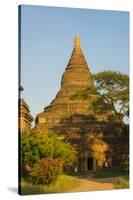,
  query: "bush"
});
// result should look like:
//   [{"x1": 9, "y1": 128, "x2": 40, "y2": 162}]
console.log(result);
[
  {"x1": 21, "y1": 132, "x2": 76, "y2": 171},
  {"x1": 31, "y1": 157, "x2": 63, "y2": 185},
  {"x1": 115, "y1": 176, "x2": 129, "y2": 189},
  {"x1": 92, "y1": 165, "x2": 129, "y2": 178}
]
